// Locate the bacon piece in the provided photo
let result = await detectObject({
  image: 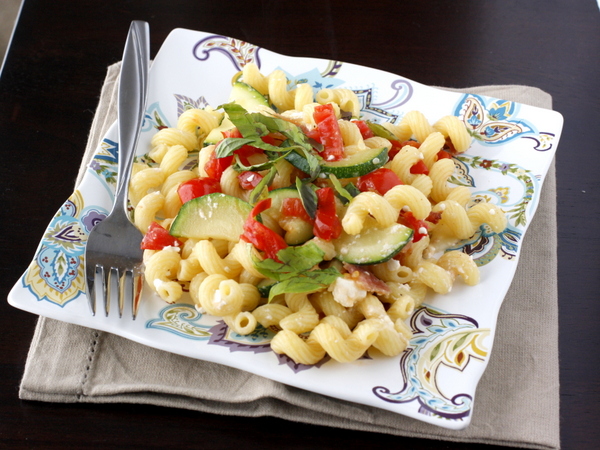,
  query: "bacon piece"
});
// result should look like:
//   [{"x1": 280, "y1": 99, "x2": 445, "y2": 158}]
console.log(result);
[{"x1": 343, "y1": 263, "x2": 391, "y2": 295}]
